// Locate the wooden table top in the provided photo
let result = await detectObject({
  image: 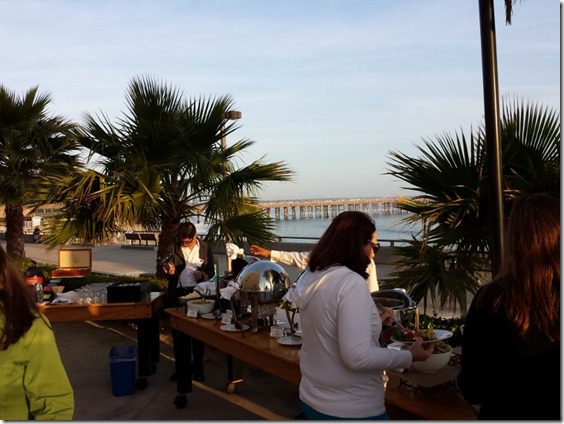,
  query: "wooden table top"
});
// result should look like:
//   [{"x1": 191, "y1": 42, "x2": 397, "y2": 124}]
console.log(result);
[
  {"x1": 166, "y1": 307, "x2": 475, "y2": 420},
  {"x1": 166, "y1": 307, "x2": 301, "y2": 385},
  {"x1": 385, "y1": 374, "x2": 475, "y2": 420},
  {"x1": 39, "y1": 292, "x2": 165, "y2": 322}
]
